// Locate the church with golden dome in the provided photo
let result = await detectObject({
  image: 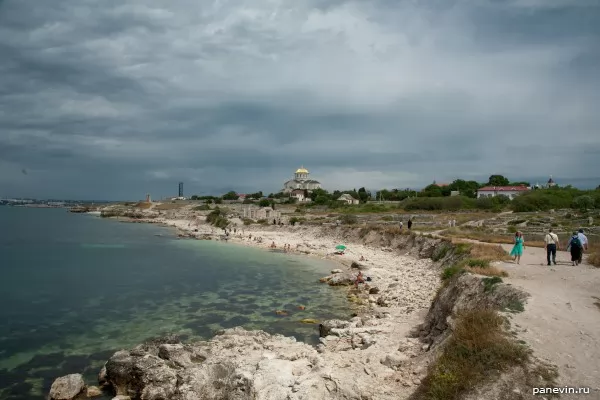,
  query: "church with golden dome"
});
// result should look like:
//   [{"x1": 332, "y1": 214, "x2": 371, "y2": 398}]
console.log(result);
[{"x1": 282, "y1": 166, "x2": 322, "y2": 194}]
